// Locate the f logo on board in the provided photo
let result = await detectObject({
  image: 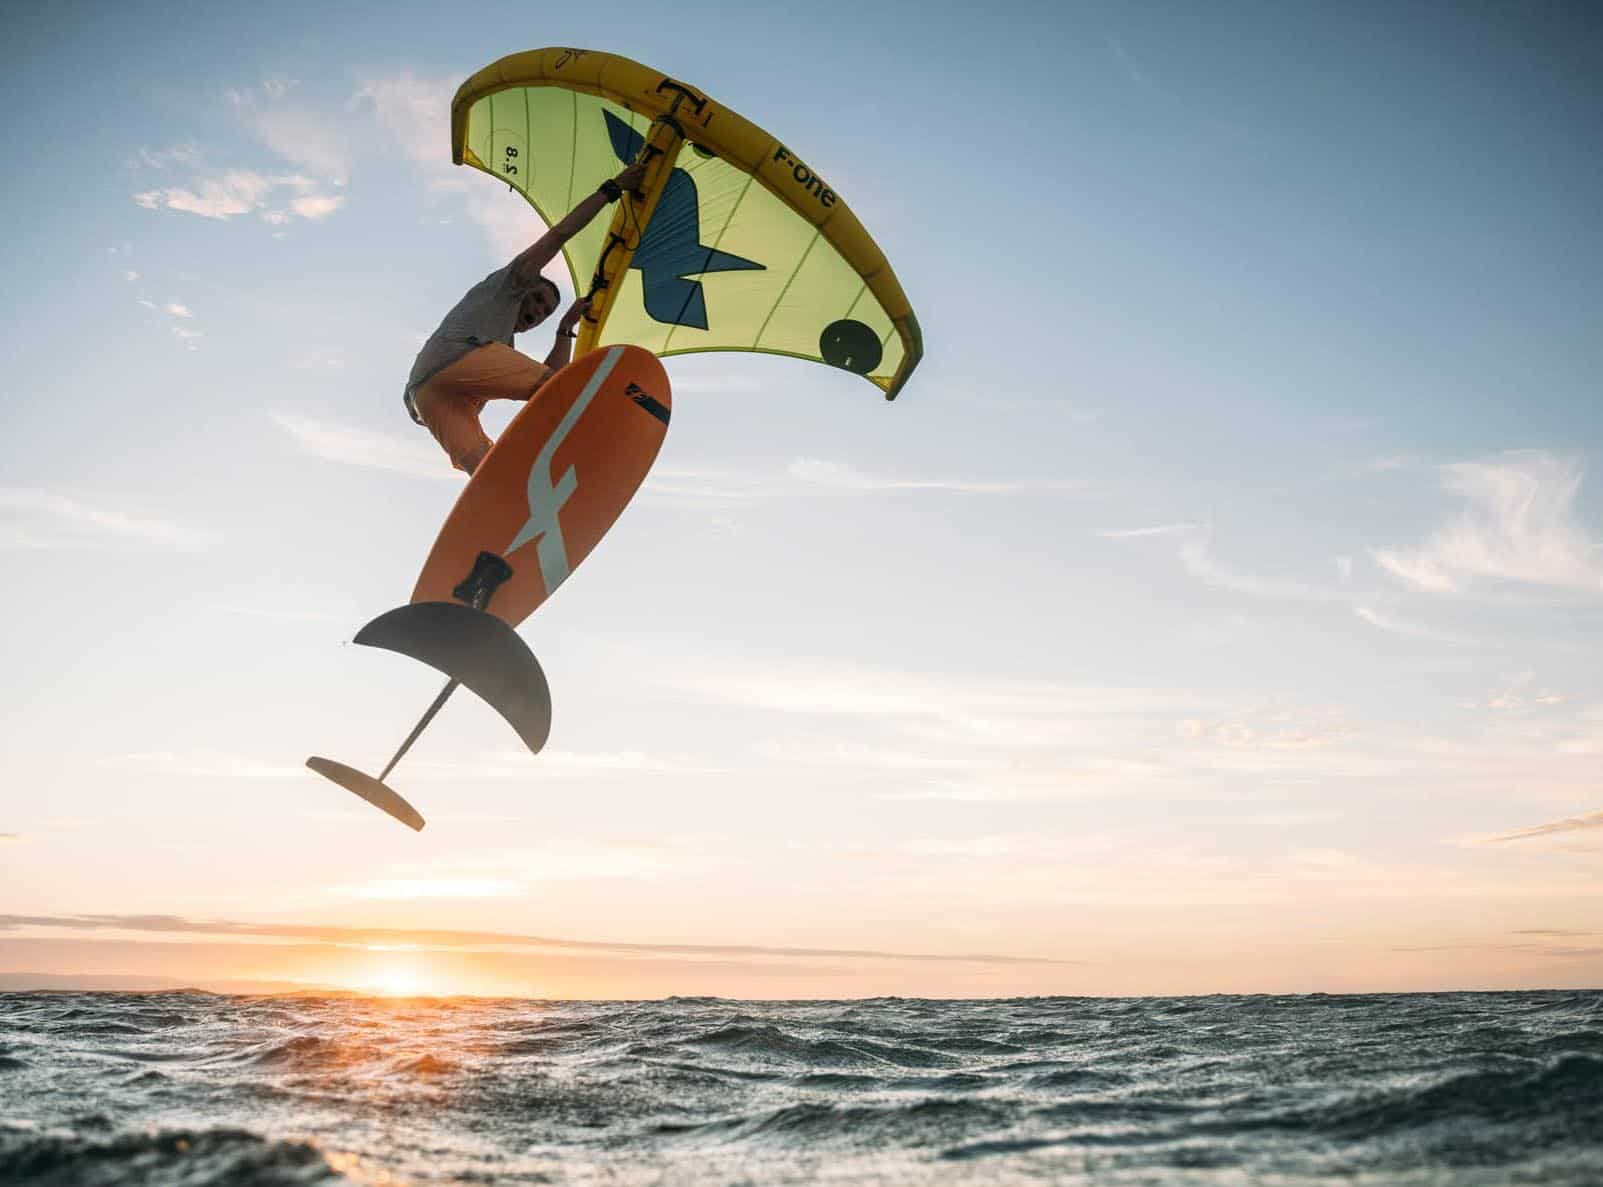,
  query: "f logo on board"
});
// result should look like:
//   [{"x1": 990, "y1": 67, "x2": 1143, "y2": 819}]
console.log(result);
[{"x1": 505, "y1": 347, "x2": 626, "y2": 594}]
